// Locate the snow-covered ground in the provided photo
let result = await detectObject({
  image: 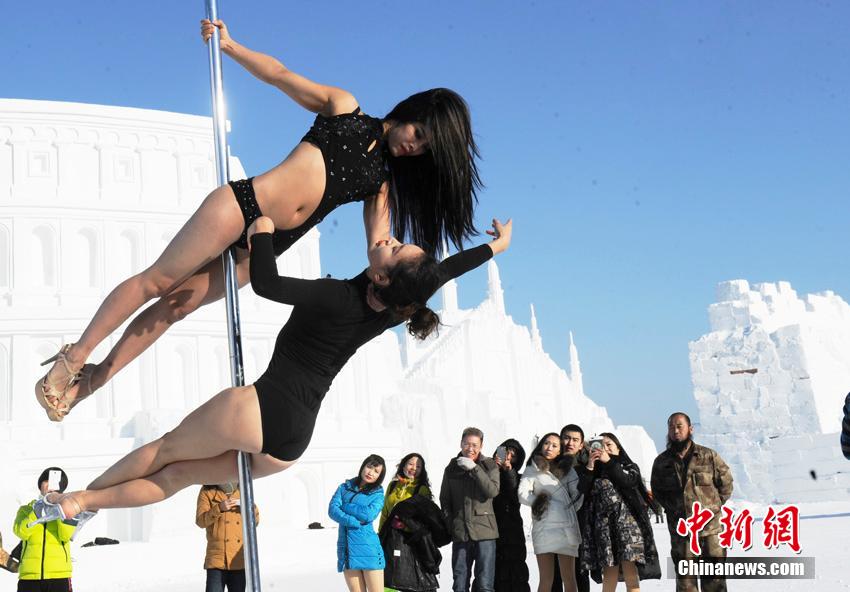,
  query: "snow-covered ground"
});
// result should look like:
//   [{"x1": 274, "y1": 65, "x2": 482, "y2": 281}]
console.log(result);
[{"x1": 19, "y1": 501, "x2": 845, "y2": 592}]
